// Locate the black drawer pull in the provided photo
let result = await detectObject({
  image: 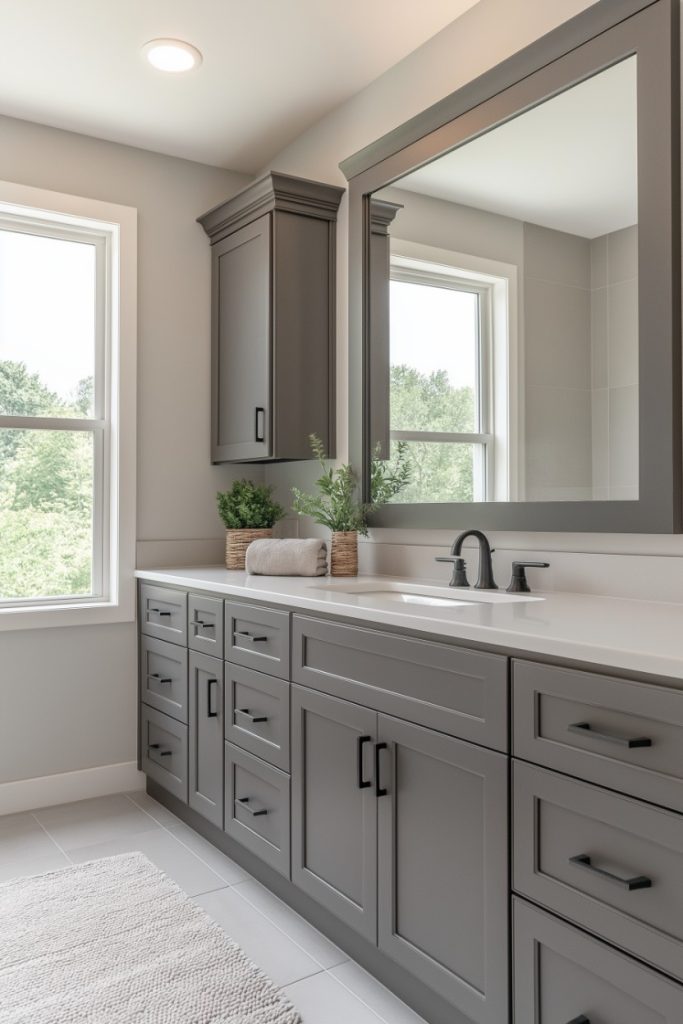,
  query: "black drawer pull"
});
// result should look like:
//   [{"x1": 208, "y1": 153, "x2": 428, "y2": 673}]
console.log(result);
[
  {"x1": 235, "y1": 797, "x2": 268, "y2": 817},
  {"x1": 235, "y1": 631, "x2": 268, "y2": 644},
  {"x1": 147, "y1": 673, "x2": 172, "y2": 684},
  {"x1": 148, "y1": 744, "x2": 172, "y2": 757},
  {"x1": 358, "y1": 735, "x2": 372, "y2": 789},
  {"x1": 569, "y1": 853, "x2": 652, "y2": 891},
  {"x1": 235, "y1": 708, "x2": 268, "y2": 724},
  {"x1": 150, "y1": 608, "x2": 172, "y2": 617},
  {"x1": 255, "y1": 406, "x2": 266, "y2": 443},
  {"x1": 566, "y1": 1017, "x2": 590, "y2": 1024},
  {"x1": 193, "y1": 619, "x2": 214, "y2": 630},
  {"x1": 375, "y1": 742, "x2": 388, "y2": 797},
  {"x1": 568, "y1": 722, "x2": 652, "y2": 749},
  {"x1": 207, "y1": 678, "x2": 219, "y2": 718}
]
